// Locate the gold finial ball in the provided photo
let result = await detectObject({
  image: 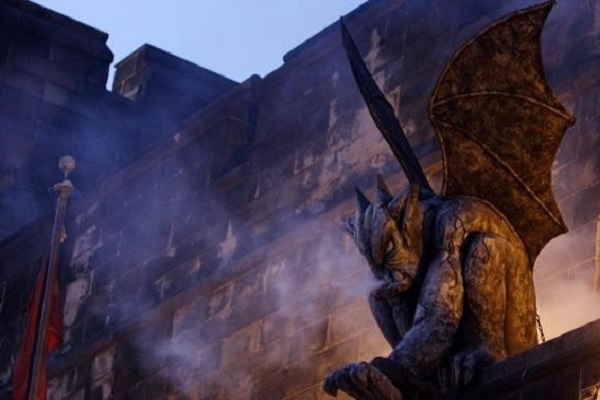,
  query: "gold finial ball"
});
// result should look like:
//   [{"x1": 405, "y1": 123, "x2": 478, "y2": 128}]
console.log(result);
[{"x1": 58, "y1": 155, "x2": 76, "y2": 177}]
